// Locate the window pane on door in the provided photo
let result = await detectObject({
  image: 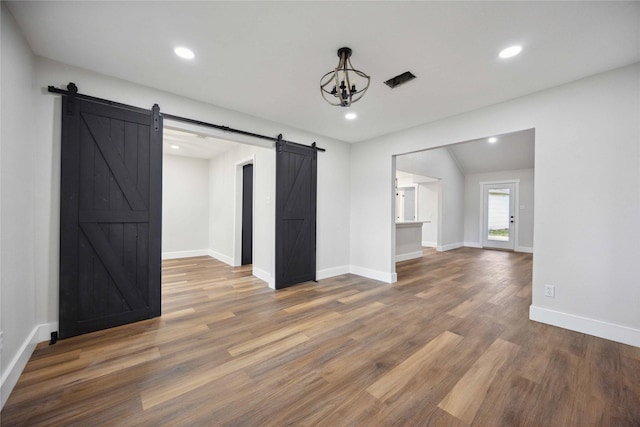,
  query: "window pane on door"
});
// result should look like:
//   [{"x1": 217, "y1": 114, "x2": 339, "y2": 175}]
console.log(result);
[{"x1": 487, "y1": 188, "x2": 510, "y2": 241}]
